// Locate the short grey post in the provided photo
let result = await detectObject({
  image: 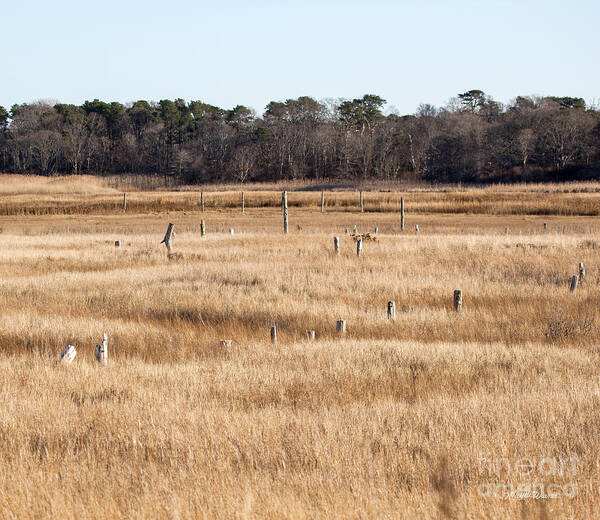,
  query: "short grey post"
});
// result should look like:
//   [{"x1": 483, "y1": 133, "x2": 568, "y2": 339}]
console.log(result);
[
  {"x1": 401, "y1": 197, "x2": 405, "y2": 231},
  {"x1": 201, "y1": 219, "x2": 206, "y2": 237},
  {"x1": 453, "y1": 289, "x2": 462, "y2": 311},
  {"x1": 201, "y1": 191, "x2": 205, "y2": 212},
  {"x1": 270, "y1": 325, "x2": 277, "y2": 344},
  {"x1": 333, "y1": 236, "x2": 340, "y2": 254},
  {"x1": 570, "y1": 275, "x2": 578, "y2": 292},
  {"x1": 336, "y1": 319, "x2": 346, "y2": 334},
  {"x1": 360, "y1": 191, "x2": 364, "y2": 212},
  {"x1": 356, "y1": 238, "x2": 362, "y2": 257},
  {"x1": 321, "y1": 191, "x2": 325, "y2": 213},
  {"x1": 306, "y1": 330, "x2": 315, "y2": 341},
  {"x1": 123, "y1": 192, "x2": 127, "y2": 211},
  {"x1": 579, "y1": 262, "x2": 585, "y2": 284},
  {"x1": 241, "y1": 191, "x2": 245, "y2": 213},
  {"x1": 283, "y1": 191, "x2": 288, "y2": 234},
  {"x1": 115, "y1": 240, "x2": 121, "y2": 247},
  {"x1": 161, "y1": 223, "x2": 174, "y2": 252},
  {"x1": 387, "y1": 301, "x2": 396, "y2": 320}
]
